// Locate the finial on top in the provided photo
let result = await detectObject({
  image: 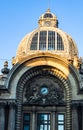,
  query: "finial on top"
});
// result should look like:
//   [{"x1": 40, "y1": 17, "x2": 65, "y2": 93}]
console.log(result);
[
  {"x1": 46, "y1": 8, "x2": 51, "y2": 13},
  {"x1": 48, "y1": 0, "x2": 50, "y2": 10},
  {"x1": 1, "y1": 61, "x2": 10, "y2": 75}
]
